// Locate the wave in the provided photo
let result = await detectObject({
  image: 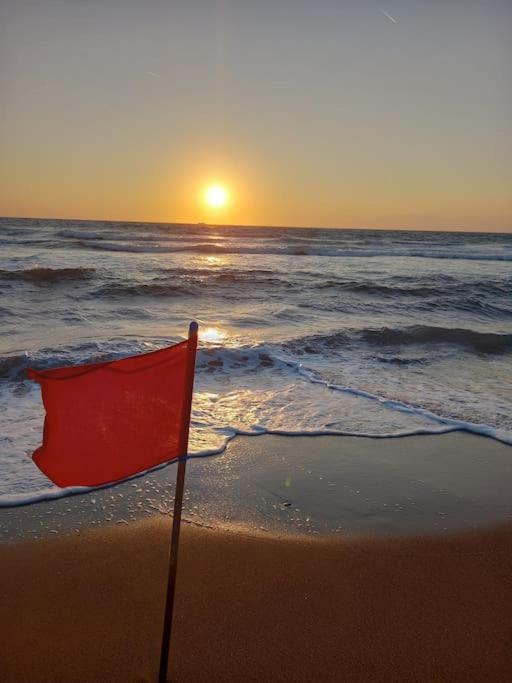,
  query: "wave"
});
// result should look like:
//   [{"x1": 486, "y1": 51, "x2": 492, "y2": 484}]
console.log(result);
[
  {"x1": 77, "y1": 239, "x2": 512, "y2": 262},
  {"x1": 2, "y1": 336, "x2": 511, "y2": 506},
  {"x1": 360, "y1": 326, "x2": 512, "y2": 353},
  {"x1": 0, "y1": 343, "x2": 140, "y2": 381},
  {"x1": 0, "y1": 267, "x2": 95, "y2": 283},
  {"x1": 0, "y1": 339, "x2": 294, "y2": 384},
  {"x1": 5, "y1": 322, "x2": 510, "y2": 385},
  {"x1": 314, "y1": 278, "x2": 512, "y2": 298},
  {"x1": 413, "y1": 295, "x2": 512, "y2": 318},
  {"x1": 163, "y1": 267, "x2": 296, "y2": 290},
  {"x1": 284, "y1": 326, "x2": 512, "y2": 355},
  {"x1": 95, "y1": 282, "x2": 197, "y2": 298},
  {"x1": 57, "y1": 230, "x2": 108, "y2": 240},
  {"x1": 59, "y1": 229, "x2": 201, "y2": 243},
  {"x1": 315, "y1": 281, "x2": 441, "y2": 296},
  {"x1": 95, "y1": 270, "x2": 294, "y2": 298},
  {"x1": 60, "y1": 226, "x2": 230, "y2": 244}
]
